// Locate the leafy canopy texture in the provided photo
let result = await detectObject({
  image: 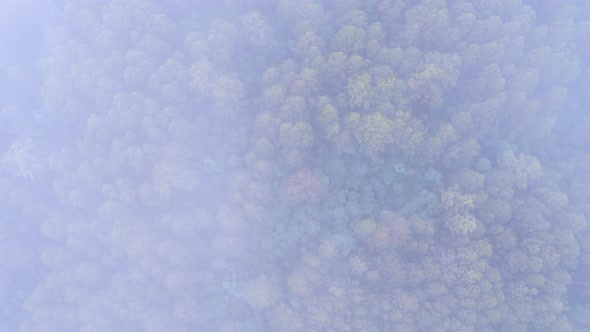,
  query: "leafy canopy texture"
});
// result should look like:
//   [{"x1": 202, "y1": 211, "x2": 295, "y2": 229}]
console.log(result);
[{"x1": 2, "y1": 0, "x2": 590, "y2": 331}]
